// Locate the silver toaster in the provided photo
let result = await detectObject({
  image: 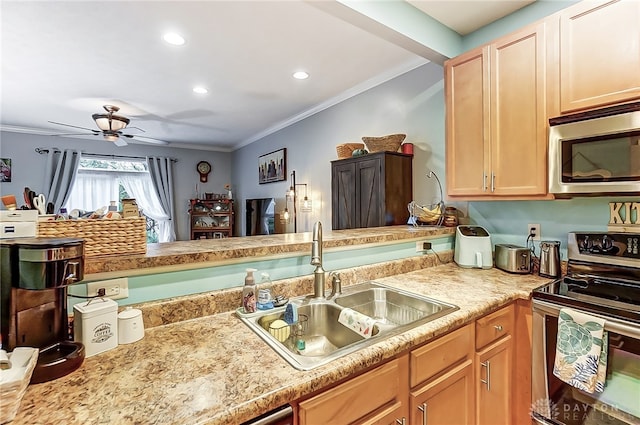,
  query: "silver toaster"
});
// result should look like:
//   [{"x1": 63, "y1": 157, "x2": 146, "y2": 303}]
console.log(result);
[{"x1": 494, "y1": 244, "x2": 531, "y2": 274}]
